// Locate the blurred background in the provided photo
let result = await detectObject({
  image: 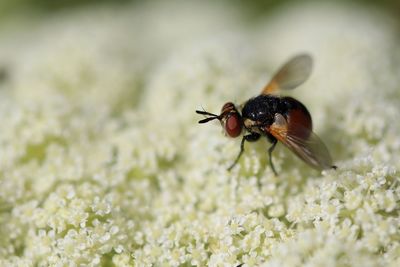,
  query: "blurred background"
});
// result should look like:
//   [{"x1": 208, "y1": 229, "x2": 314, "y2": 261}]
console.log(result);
[
  {"x1": 1, "y1": 1, "x2": 400, "y2": 265},
  {"x1": 1, "y1": 0, "x2": 399, "y2": 161},
  {"x1": 1, "y1": 0, "x2": 400, "y2": 20}
]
